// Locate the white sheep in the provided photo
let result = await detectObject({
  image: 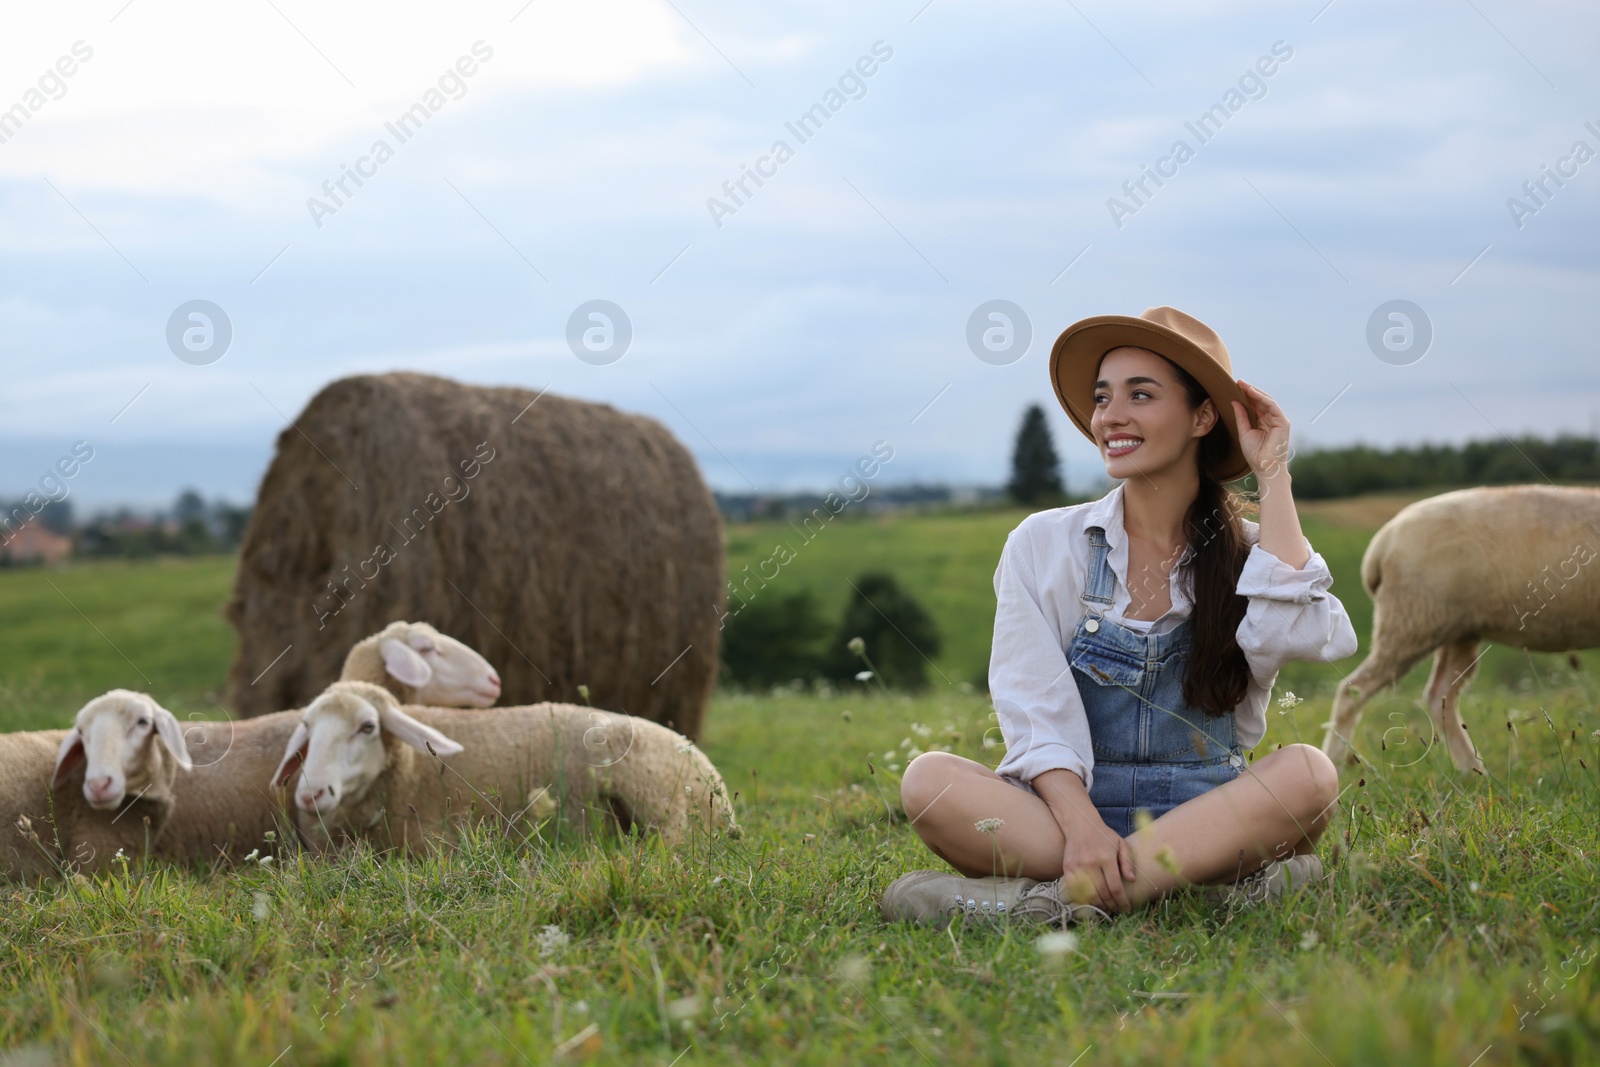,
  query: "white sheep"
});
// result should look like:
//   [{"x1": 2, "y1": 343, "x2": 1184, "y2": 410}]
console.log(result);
[
  {"x1": 1320, "y1": 484, "x2": 1600, "y2": 774},
  {"x1": 152, "y1": 621, "x2": 505, "y2": 863},
  {"x1": 0, "y1": 689, "x2": 192, "y2": 880},
  {"x1": 272, "y1": 681, "x2": 739, "y2": 853},
  {"x1": 338, "y1": 620, "x2": 501, "y2": 707}
]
